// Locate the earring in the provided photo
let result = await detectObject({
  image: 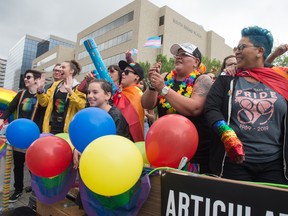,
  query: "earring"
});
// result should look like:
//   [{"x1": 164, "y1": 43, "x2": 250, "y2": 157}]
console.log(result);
[{"x1": 256, "y1": 54, "x2": 260, "y2": 58}]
